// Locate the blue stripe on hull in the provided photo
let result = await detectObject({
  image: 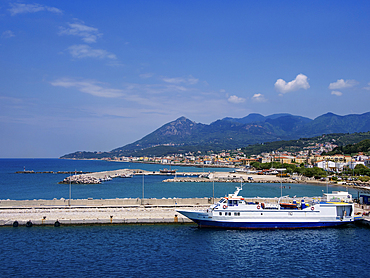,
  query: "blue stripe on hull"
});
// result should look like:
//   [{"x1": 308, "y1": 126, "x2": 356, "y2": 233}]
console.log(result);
[{"x1": 194, "y1": 219, "x2": 352, "y2": 229}]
